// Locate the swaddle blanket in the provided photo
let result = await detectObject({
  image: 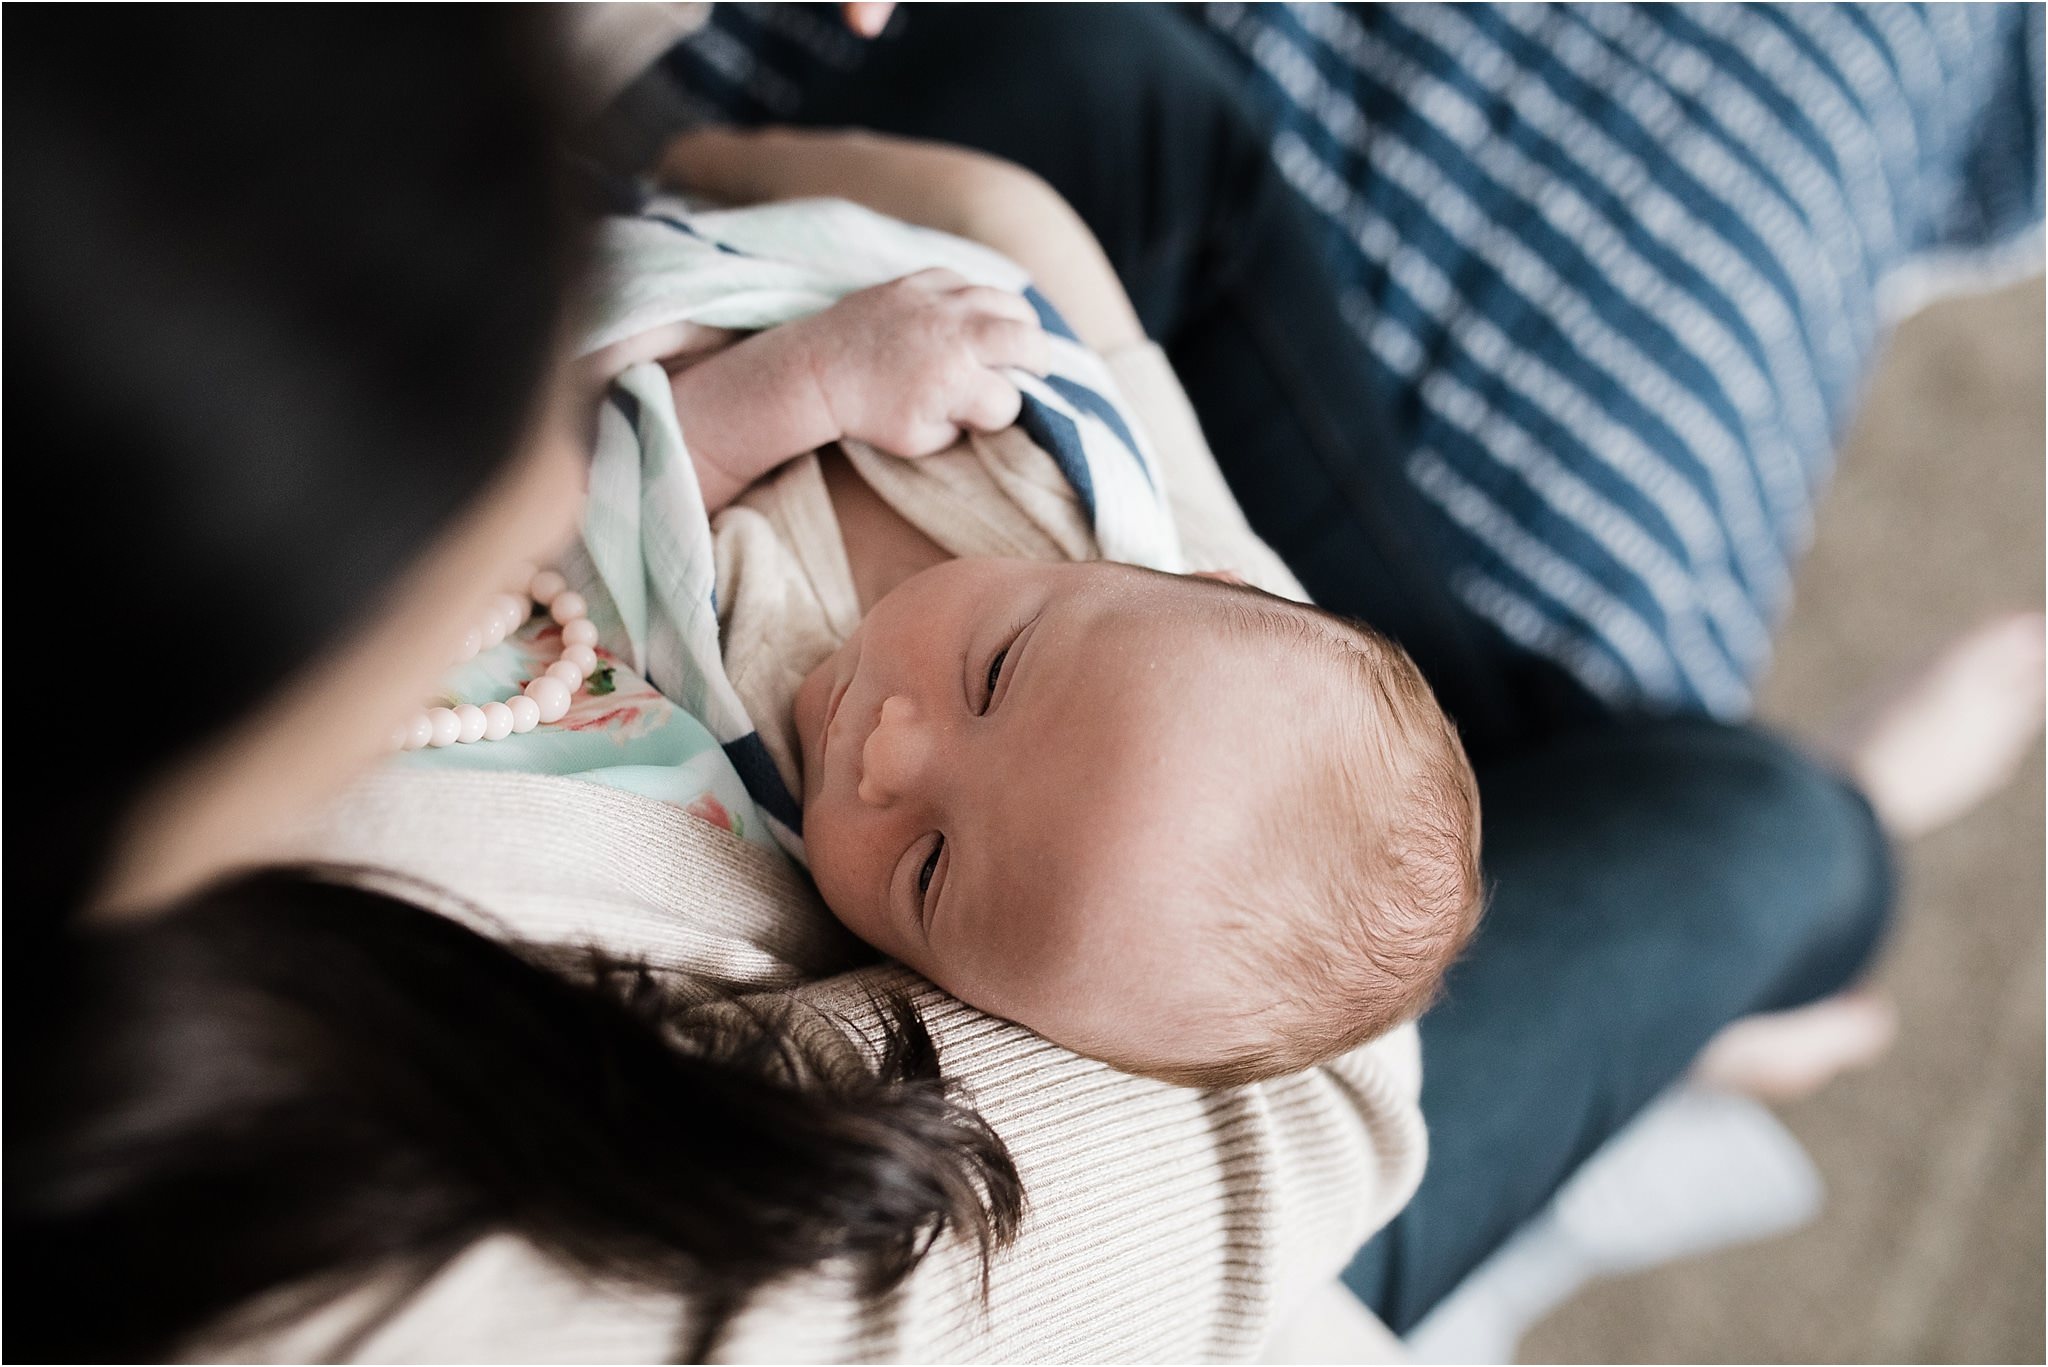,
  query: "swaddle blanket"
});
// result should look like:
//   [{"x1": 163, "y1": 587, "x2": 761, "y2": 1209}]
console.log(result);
[{"x1": 577, "y1": 195, "x2": 1181, "y2": 858}]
